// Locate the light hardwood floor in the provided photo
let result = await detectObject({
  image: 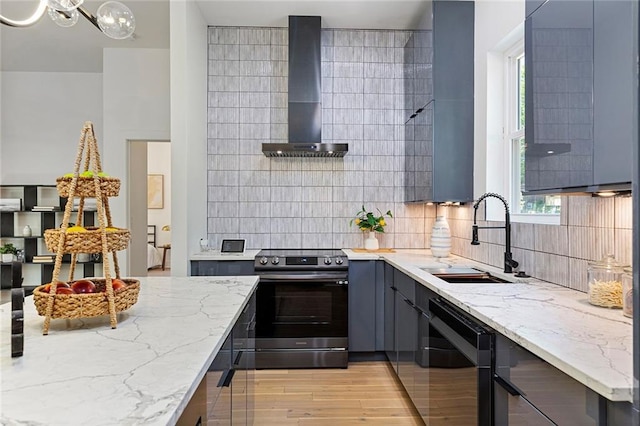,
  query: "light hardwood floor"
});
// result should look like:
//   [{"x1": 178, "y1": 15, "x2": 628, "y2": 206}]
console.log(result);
[{"x1": 252, "y1": 361, "x2": 424, "y2": 425}]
